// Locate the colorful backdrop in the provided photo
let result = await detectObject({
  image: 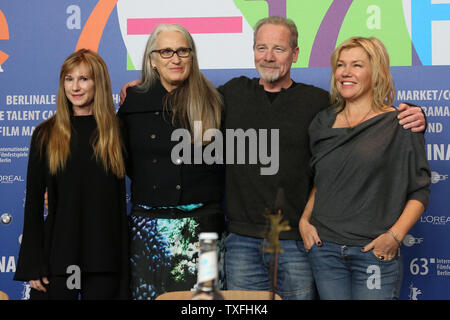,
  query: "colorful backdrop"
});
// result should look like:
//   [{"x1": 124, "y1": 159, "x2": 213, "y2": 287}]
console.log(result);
[{"x1": 1, "y1": 0, "x2": 449, "y2": 300}]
